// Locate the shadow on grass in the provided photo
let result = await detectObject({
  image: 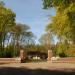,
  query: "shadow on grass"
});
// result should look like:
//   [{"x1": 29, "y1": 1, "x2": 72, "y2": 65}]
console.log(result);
[{"x1": 0, "y1": 67, "x2": 75, "y2": 75}]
